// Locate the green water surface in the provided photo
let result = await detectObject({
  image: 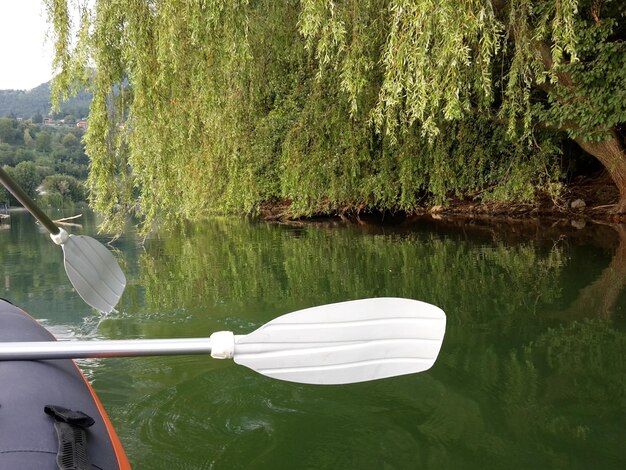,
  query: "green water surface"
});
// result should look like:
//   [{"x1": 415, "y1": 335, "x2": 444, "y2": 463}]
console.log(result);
[{"x1": 1, "y1": 209, "x2": 625, "y2": 469}]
